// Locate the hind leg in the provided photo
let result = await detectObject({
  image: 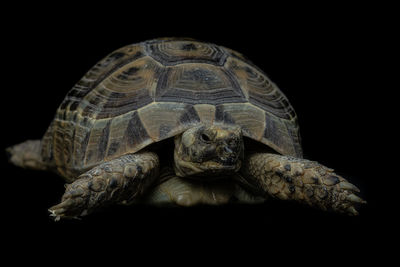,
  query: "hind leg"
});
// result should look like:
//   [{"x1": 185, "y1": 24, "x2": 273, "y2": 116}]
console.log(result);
[{"x1": 6, "y1": 140, "x2": 47, "y2": 171}]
